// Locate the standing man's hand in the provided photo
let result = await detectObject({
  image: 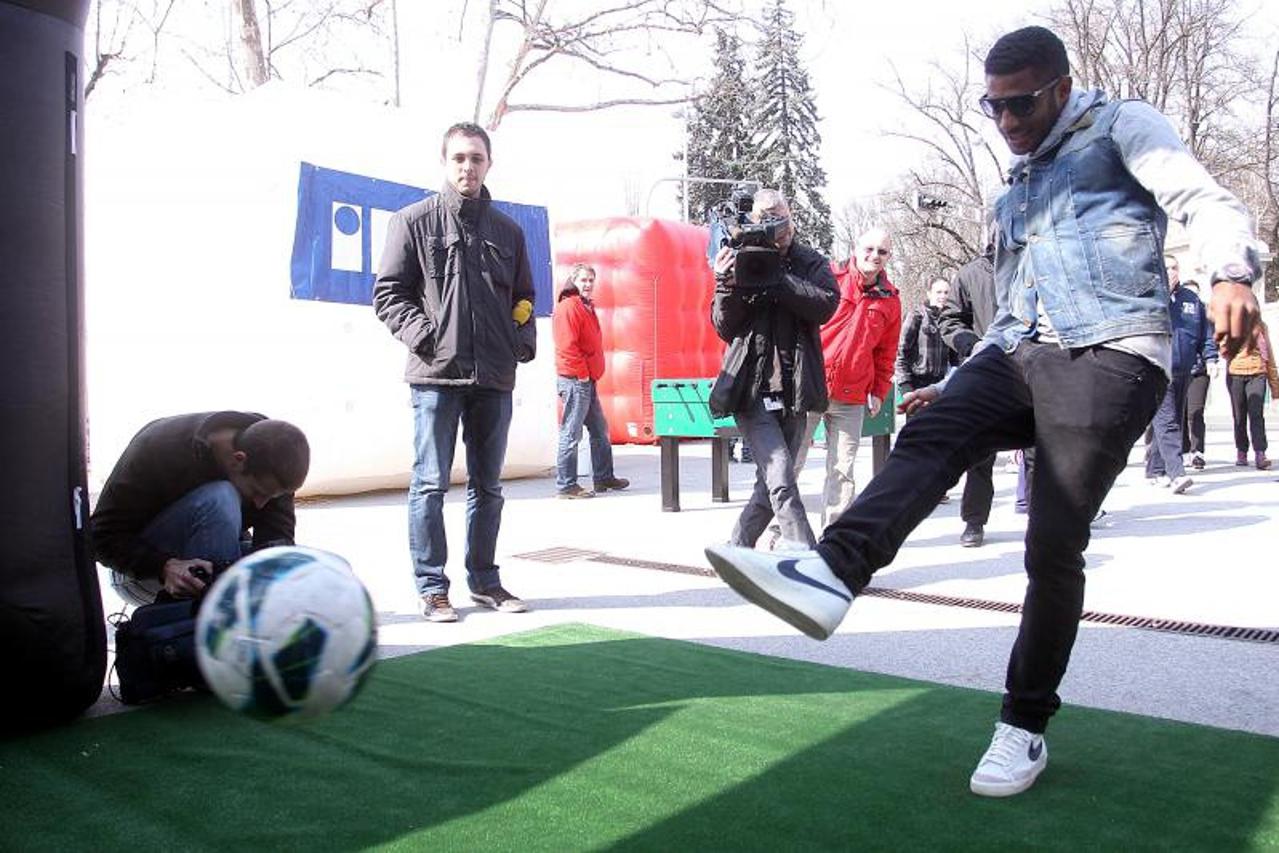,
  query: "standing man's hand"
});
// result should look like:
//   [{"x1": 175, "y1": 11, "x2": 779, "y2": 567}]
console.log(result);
[
  {"x1": 866, "y1": 394, "x2": 882, "y2": 417},
  {"x1": 898, "y1": 385, "x2": 940, "y2": 416},
  {"x1": 1209, "y1": 276, "x2": 1260, "y2": 359},
  {"x1": 161, "y1": 558, "x2": 213, "y2": 598}
]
